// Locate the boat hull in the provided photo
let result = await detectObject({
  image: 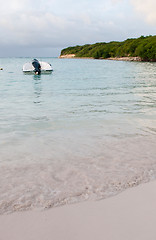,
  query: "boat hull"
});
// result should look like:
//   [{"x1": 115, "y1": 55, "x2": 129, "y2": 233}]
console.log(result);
[{"x1": 23, "y1": 61, "x2": 53, "y2": 73}]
